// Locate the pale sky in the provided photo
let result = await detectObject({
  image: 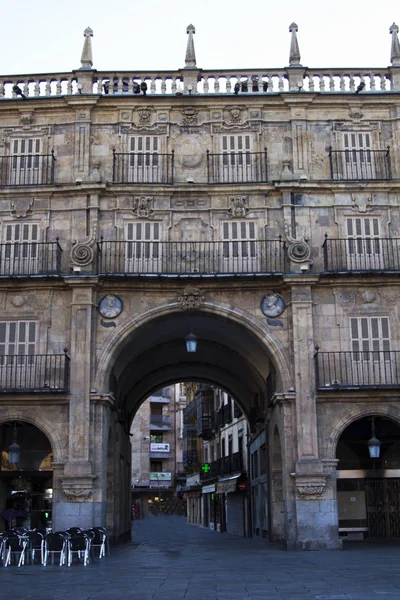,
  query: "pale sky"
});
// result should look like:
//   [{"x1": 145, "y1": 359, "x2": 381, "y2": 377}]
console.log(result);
[{"x1": 3, "y1": 0, "x2": 400, "y2": 75}]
